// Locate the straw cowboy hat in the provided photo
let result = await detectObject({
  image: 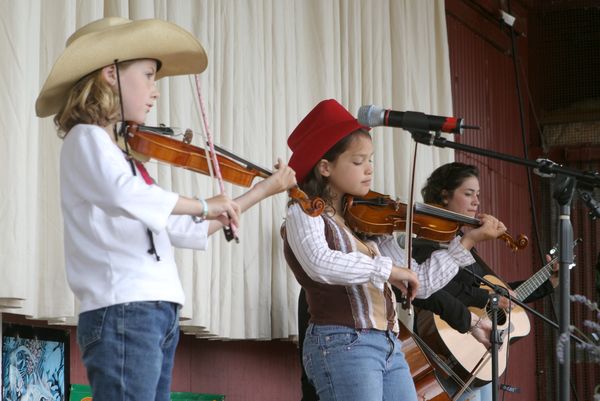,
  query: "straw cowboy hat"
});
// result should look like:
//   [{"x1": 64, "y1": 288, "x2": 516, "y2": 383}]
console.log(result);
[{"x1": 36, "y1": 17, "x2": 207, "y2": 117}]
